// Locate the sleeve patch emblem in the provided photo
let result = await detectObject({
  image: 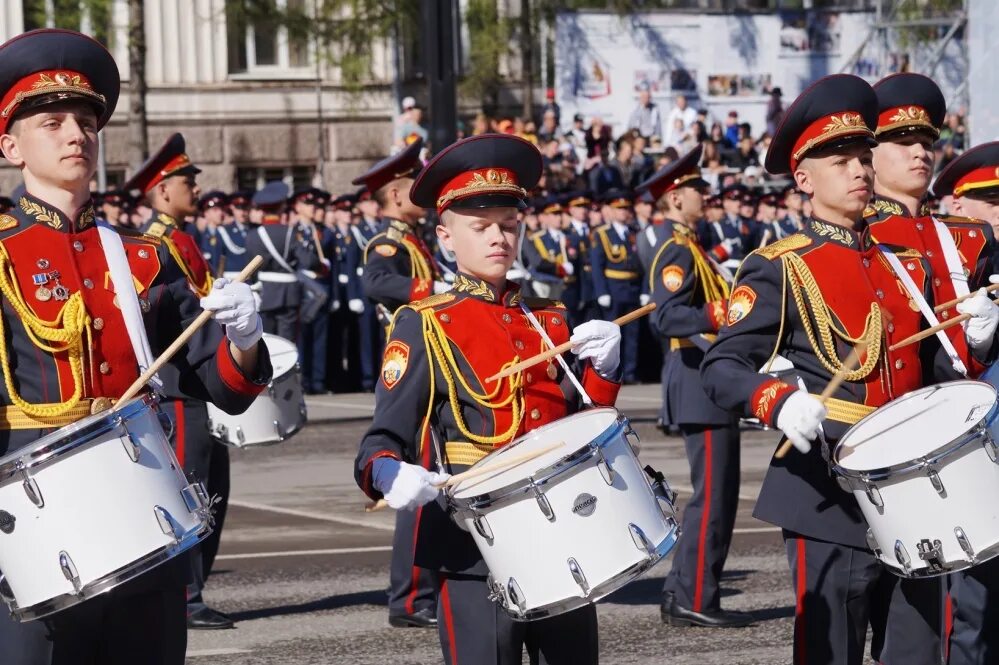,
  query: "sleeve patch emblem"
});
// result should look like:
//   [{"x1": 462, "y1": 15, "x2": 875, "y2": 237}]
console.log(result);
[
  {"x1": 375, "y1": 244, "x2": 397, "y2": 257},
  {"x1": 661, "y1": 265, "x2": 685, "y2": 292},
  {"x1": 380, "y1": 341, "x2": 410, "y2": 389},
  {"x1": 727, "y1": 285, "x2": 758, "y2": 325}
]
